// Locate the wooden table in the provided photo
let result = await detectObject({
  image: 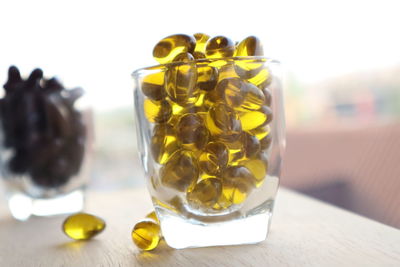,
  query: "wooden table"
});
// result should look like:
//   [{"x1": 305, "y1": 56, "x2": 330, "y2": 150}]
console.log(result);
[{"x1": 0, "y1": 187, "x2": 399, "y2": 266}]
